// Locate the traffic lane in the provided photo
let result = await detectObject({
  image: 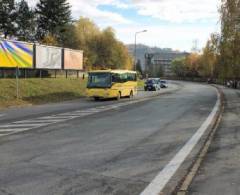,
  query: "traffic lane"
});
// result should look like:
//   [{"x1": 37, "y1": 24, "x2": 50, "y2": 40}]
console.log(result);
[
  {"x1": 0, "y1": 83, "x2": 179, "y2": 124},
  {"x1": 0, "y1": 83, "x2": 217, "y2": 195},
  {"x1": 189, "y1": 88, "x2": 240, "y2": 195}
]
